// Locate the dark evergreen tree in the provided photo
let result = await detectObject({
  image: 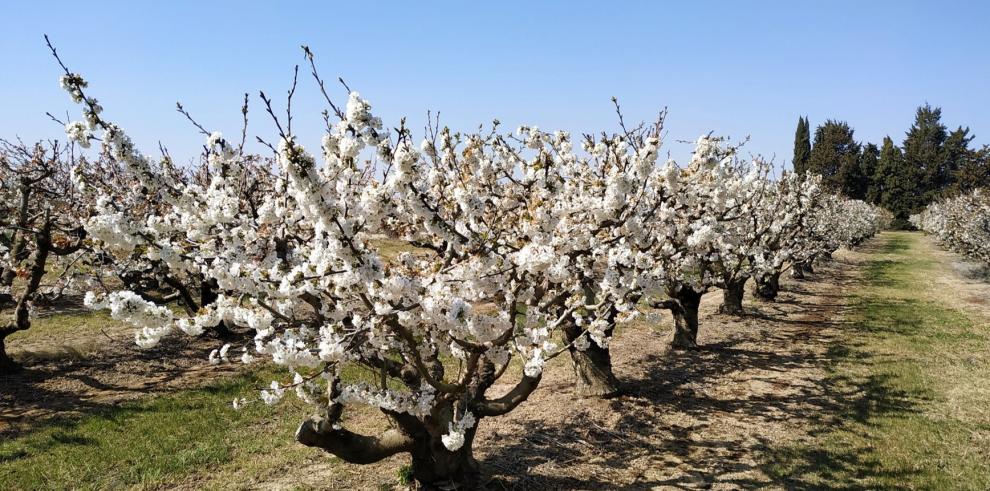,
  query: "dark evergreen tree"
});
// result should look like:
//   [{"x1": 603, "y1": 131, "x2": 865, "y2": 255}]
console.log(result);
[
  {"x1": 791, "y1": 104, "x2": 981, "y2": 227},
  {"x1": 792, "y1": 116, "x2": 811, "y2": 175},
  {"x1": 838, "y1": 151, "x2": 867, "y2": 199},
  {"x1": 902, "y1": 104, "x2": 948, "y2": 203},
  {"x1": 860, "y1": 143, "x2": 881, "y2": 204},
  {"x1": 942, "y1": 126, "x2": 974, "y2": 192},
  {"x1": 876, "y1": 136, "x2": 916, "y2": 228},
  {"x1": 808, "y1": 120, "x2": 861, "y2": 193},
  {"x1": 951, "y1": 145, "x2": 990, "y2": 194}
]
